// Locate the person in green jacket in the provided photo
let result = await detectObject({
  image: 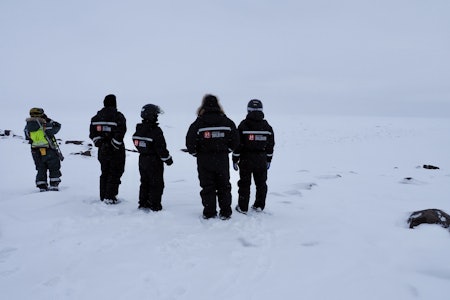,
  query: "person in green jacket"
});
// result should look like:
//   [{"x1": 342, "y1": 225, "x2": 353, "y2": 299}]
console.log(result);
[{"x1": 24, "y1": 107, "x2": 62, "y2": 192}]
